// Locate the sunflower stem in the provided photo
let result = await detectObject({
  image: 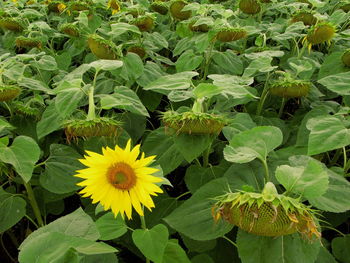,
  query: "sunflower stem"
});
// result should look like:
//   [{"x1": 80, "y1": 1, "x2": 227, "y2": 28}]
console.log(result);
[
  {"x1": 278, "y1": 98, "x2": 286, "y2": 118},
  {"x1": 343, "y1": 146, "x2": 347, "y2": 172},
  {"x1": 222, "y1": 235, "x2": 237, "y2": 248},
  {"x1": 87, "y1": 70, "x2": 99, "y2": 121},
  {"x1": 202, "y1": 39, "x2": 215, "y2": 80},
  {"x1": 139, "y1": 214, "x2": 150, "y2": 263},
  {"x1": 298, "y1": 43, "x2": 307, "y2": 59},
  {"x1": 24, "y1": 182, "x2": 44, "y2": 227},
  {"x1": 256, "y1": 73, "x2": 270, "y2": 116},
  {"x1": 203, "y1": 143, "x2": 212, "y2": 168},
  {"x1": 261, "y1": 159, "x2": 270, "y2": 183}
]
